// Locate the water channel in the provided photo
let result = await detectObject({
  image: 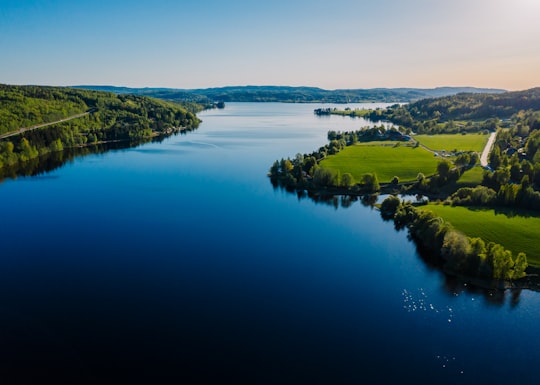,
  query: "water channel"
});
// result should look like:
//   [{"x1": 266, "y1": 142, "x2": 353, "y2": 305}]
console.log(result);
[{"x1": 0, "y1": 103, "x2": 538, "y2": 384}]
